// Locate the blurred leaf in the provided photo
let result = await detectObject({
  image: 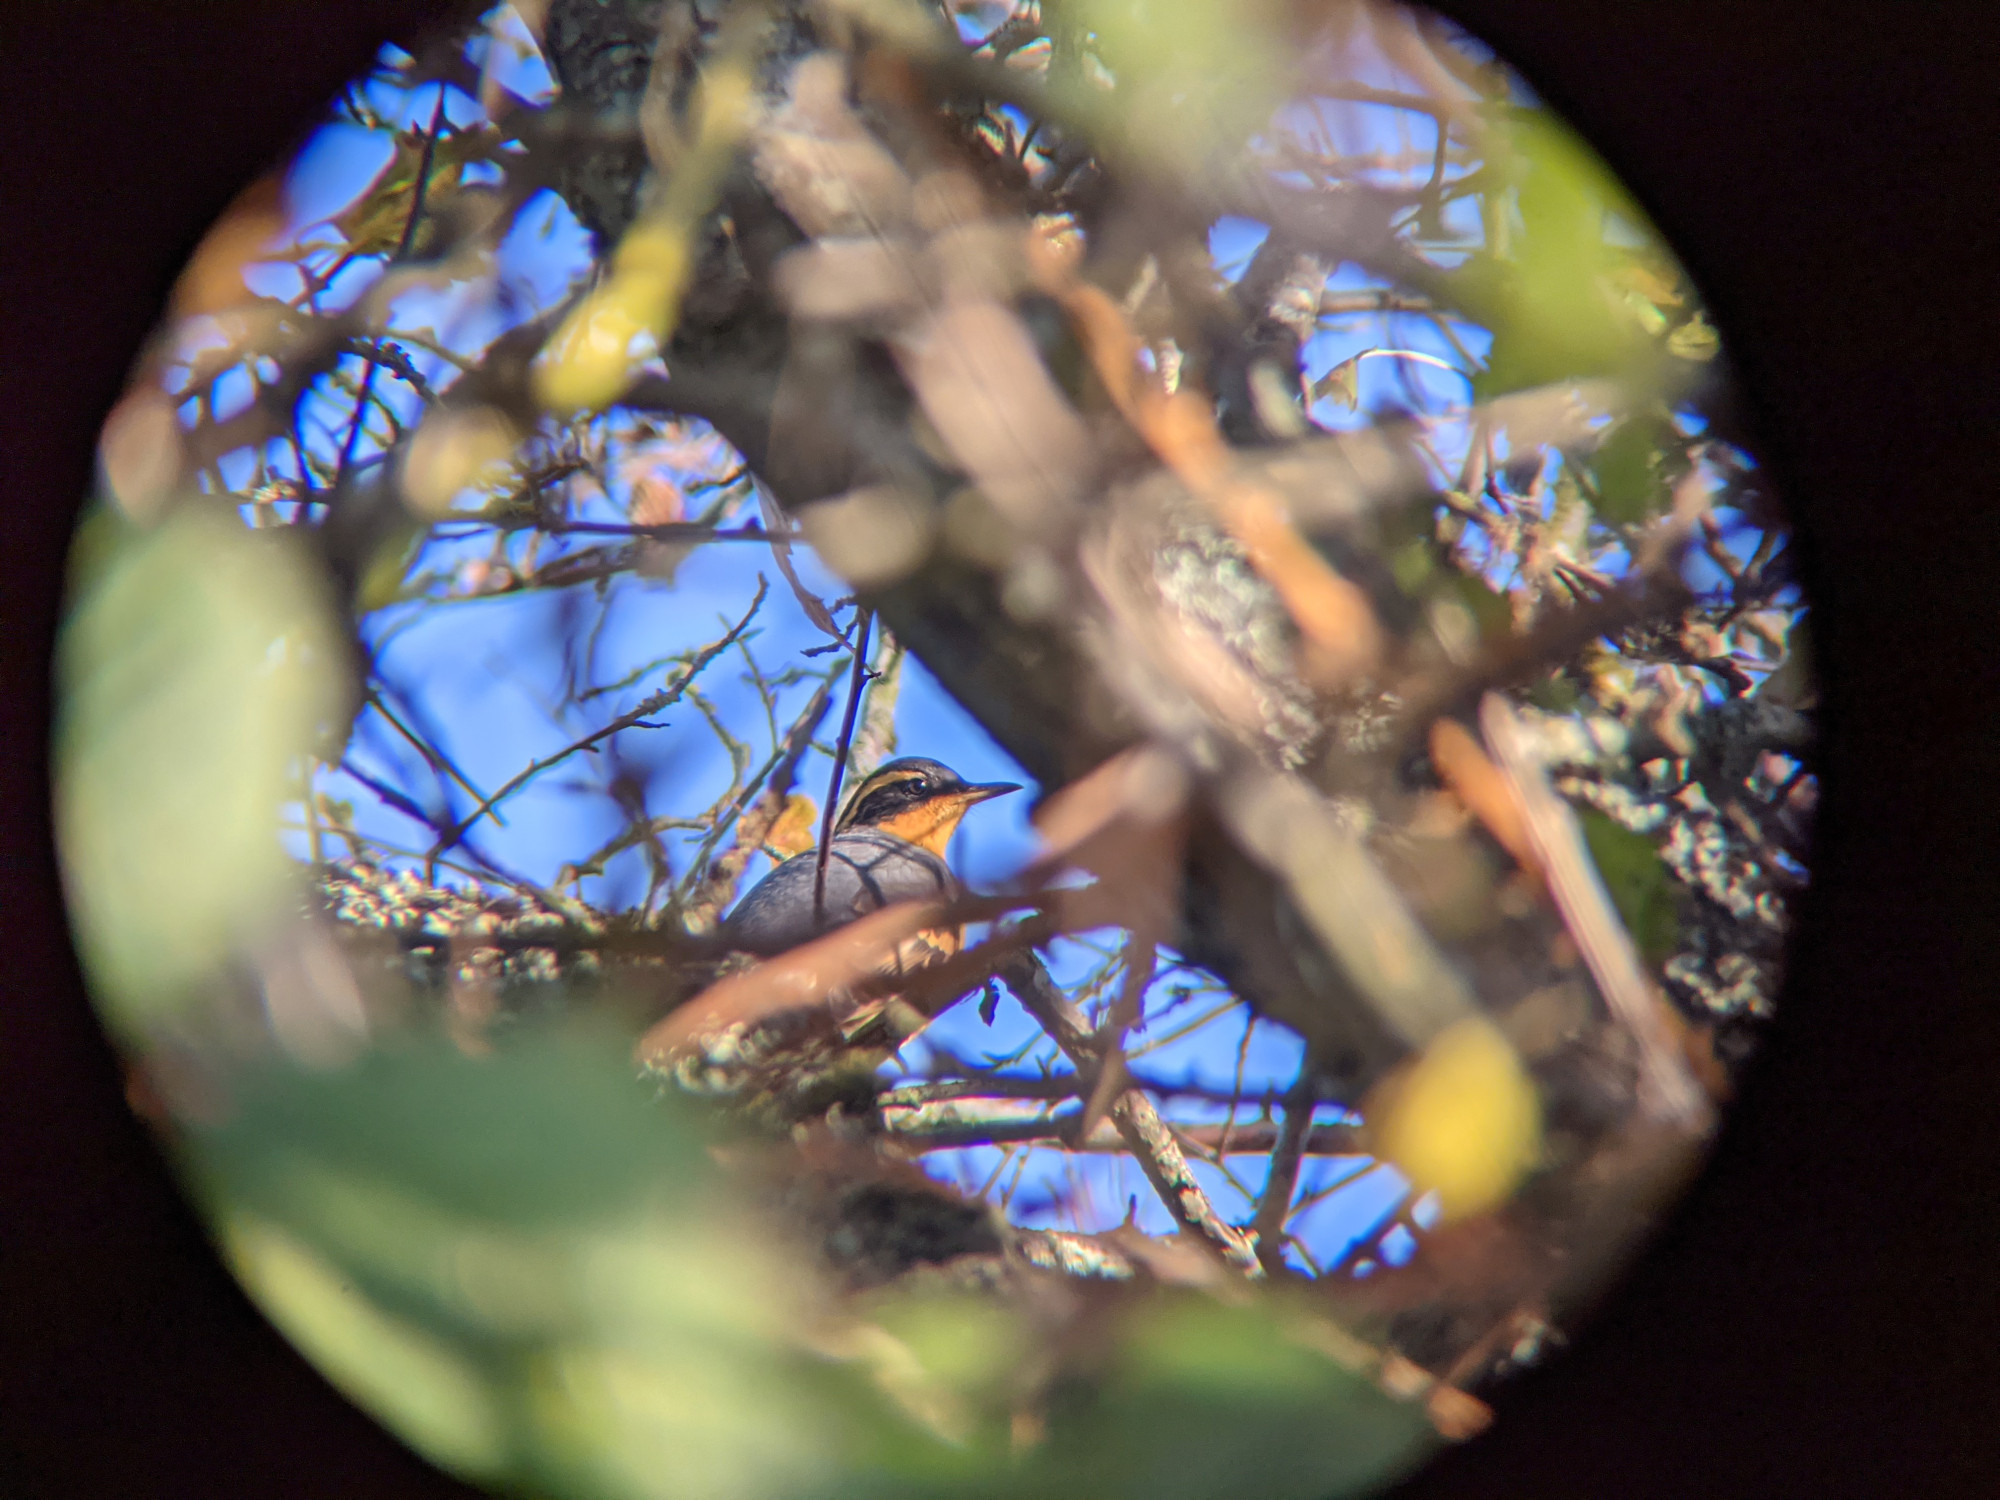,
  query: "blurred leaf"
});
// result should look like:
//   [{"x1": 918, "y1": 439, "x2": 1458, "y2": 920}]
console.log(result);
[
  {"x1": 1526, "y1": 672, "x2": 1583, "y2": 714},
  {"x1": 1666, "y1": 314, "x2": 1720, "y2": 362},
  {"x1": 354, "y1": 516, "x2": 429, "y2": 615},
  {"x1": 763, "y1": 792, "x2": 820, "y2": 858},
  {"x1": 1073, "y1": 0, "x2": 1292, "y2": 158},
  {"x1": 1466, "y1": 114, "x2": 1654, "y2": 401},
  {"x1": 54, "y1": 506, "x2": 346, "y2": 1034},
  {"x1": 1588, "y1": 410, "x2": 1681, "y2": 526},
  {"x1": 172, "y1": 175, "x2": 286, "y2": 316},
  {"x1": 536, "y1": 275, "x2": 672, "y2": 414},
  {"x1": 1389, "y1": 536, "x2": 1434, "y2": 595},
  {"x1": 98, "y1": 388, "x2": 186, "y2": 522},
  {"x1": 198, "y1": 1028, "x2": 706, "y2": 1228},
  {"x1": 1577, "y1": 809, "x2": 1683, "y2": 967},
  {"x1": 186, "y1": 1029, "x2": 851, "y2": 1500},
  {"x1": 1368, "y1": 1017, "x2": 1541, "y2": 1222},
  {"x1": 178, "y1": 1023, "x2": 1449, "y2": 1500},
  {"x1": 1035, "y1": 1295, "x2": 1438, "y2": 1500},
  {"x1": 401, "y1": 405, "x2": 520, "y2": 517},
  {"x1": 1448, "y1": 570, "x2": 1512, "y2": 642},
  {"x1": 1311, "y1": 353, "x2": 1364, "y2": 411},
  {"x1": 222, "y1": 1213, "x2": 512, "y2": 1480},
  {"x1": 869, "y1": 1294, "x2": 1027, "y2": 1414}
]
